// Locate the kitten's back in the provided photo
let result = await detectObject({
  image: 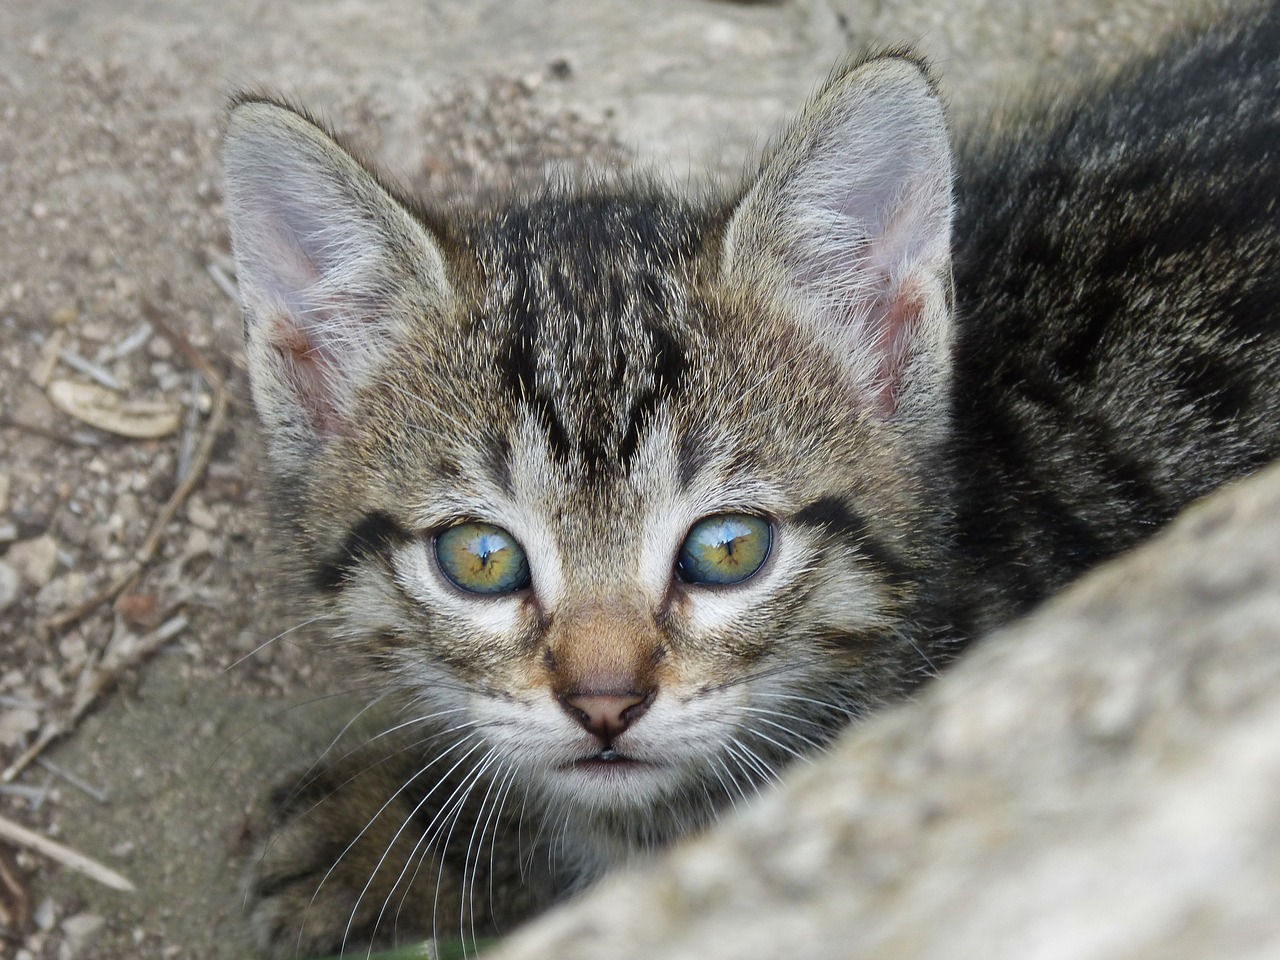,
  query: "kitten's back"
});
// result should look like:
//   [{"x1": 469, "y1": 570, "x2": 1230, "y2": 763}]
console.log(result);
[{"x1": 950, "y1": 1, "x2": 1280, "y2": 630}]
